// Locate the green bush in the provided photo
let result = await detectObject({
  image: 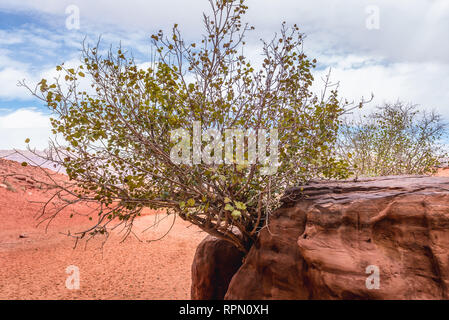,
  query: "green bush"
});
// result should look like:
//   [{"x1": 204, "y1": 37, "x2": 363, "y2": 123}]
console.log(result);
[
  {"x1": 338, "y1": 101, "x2": 447, "y2": 177},
  {"x1": 24, "y1": 0, "x2": 362, "y2": 252}
]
